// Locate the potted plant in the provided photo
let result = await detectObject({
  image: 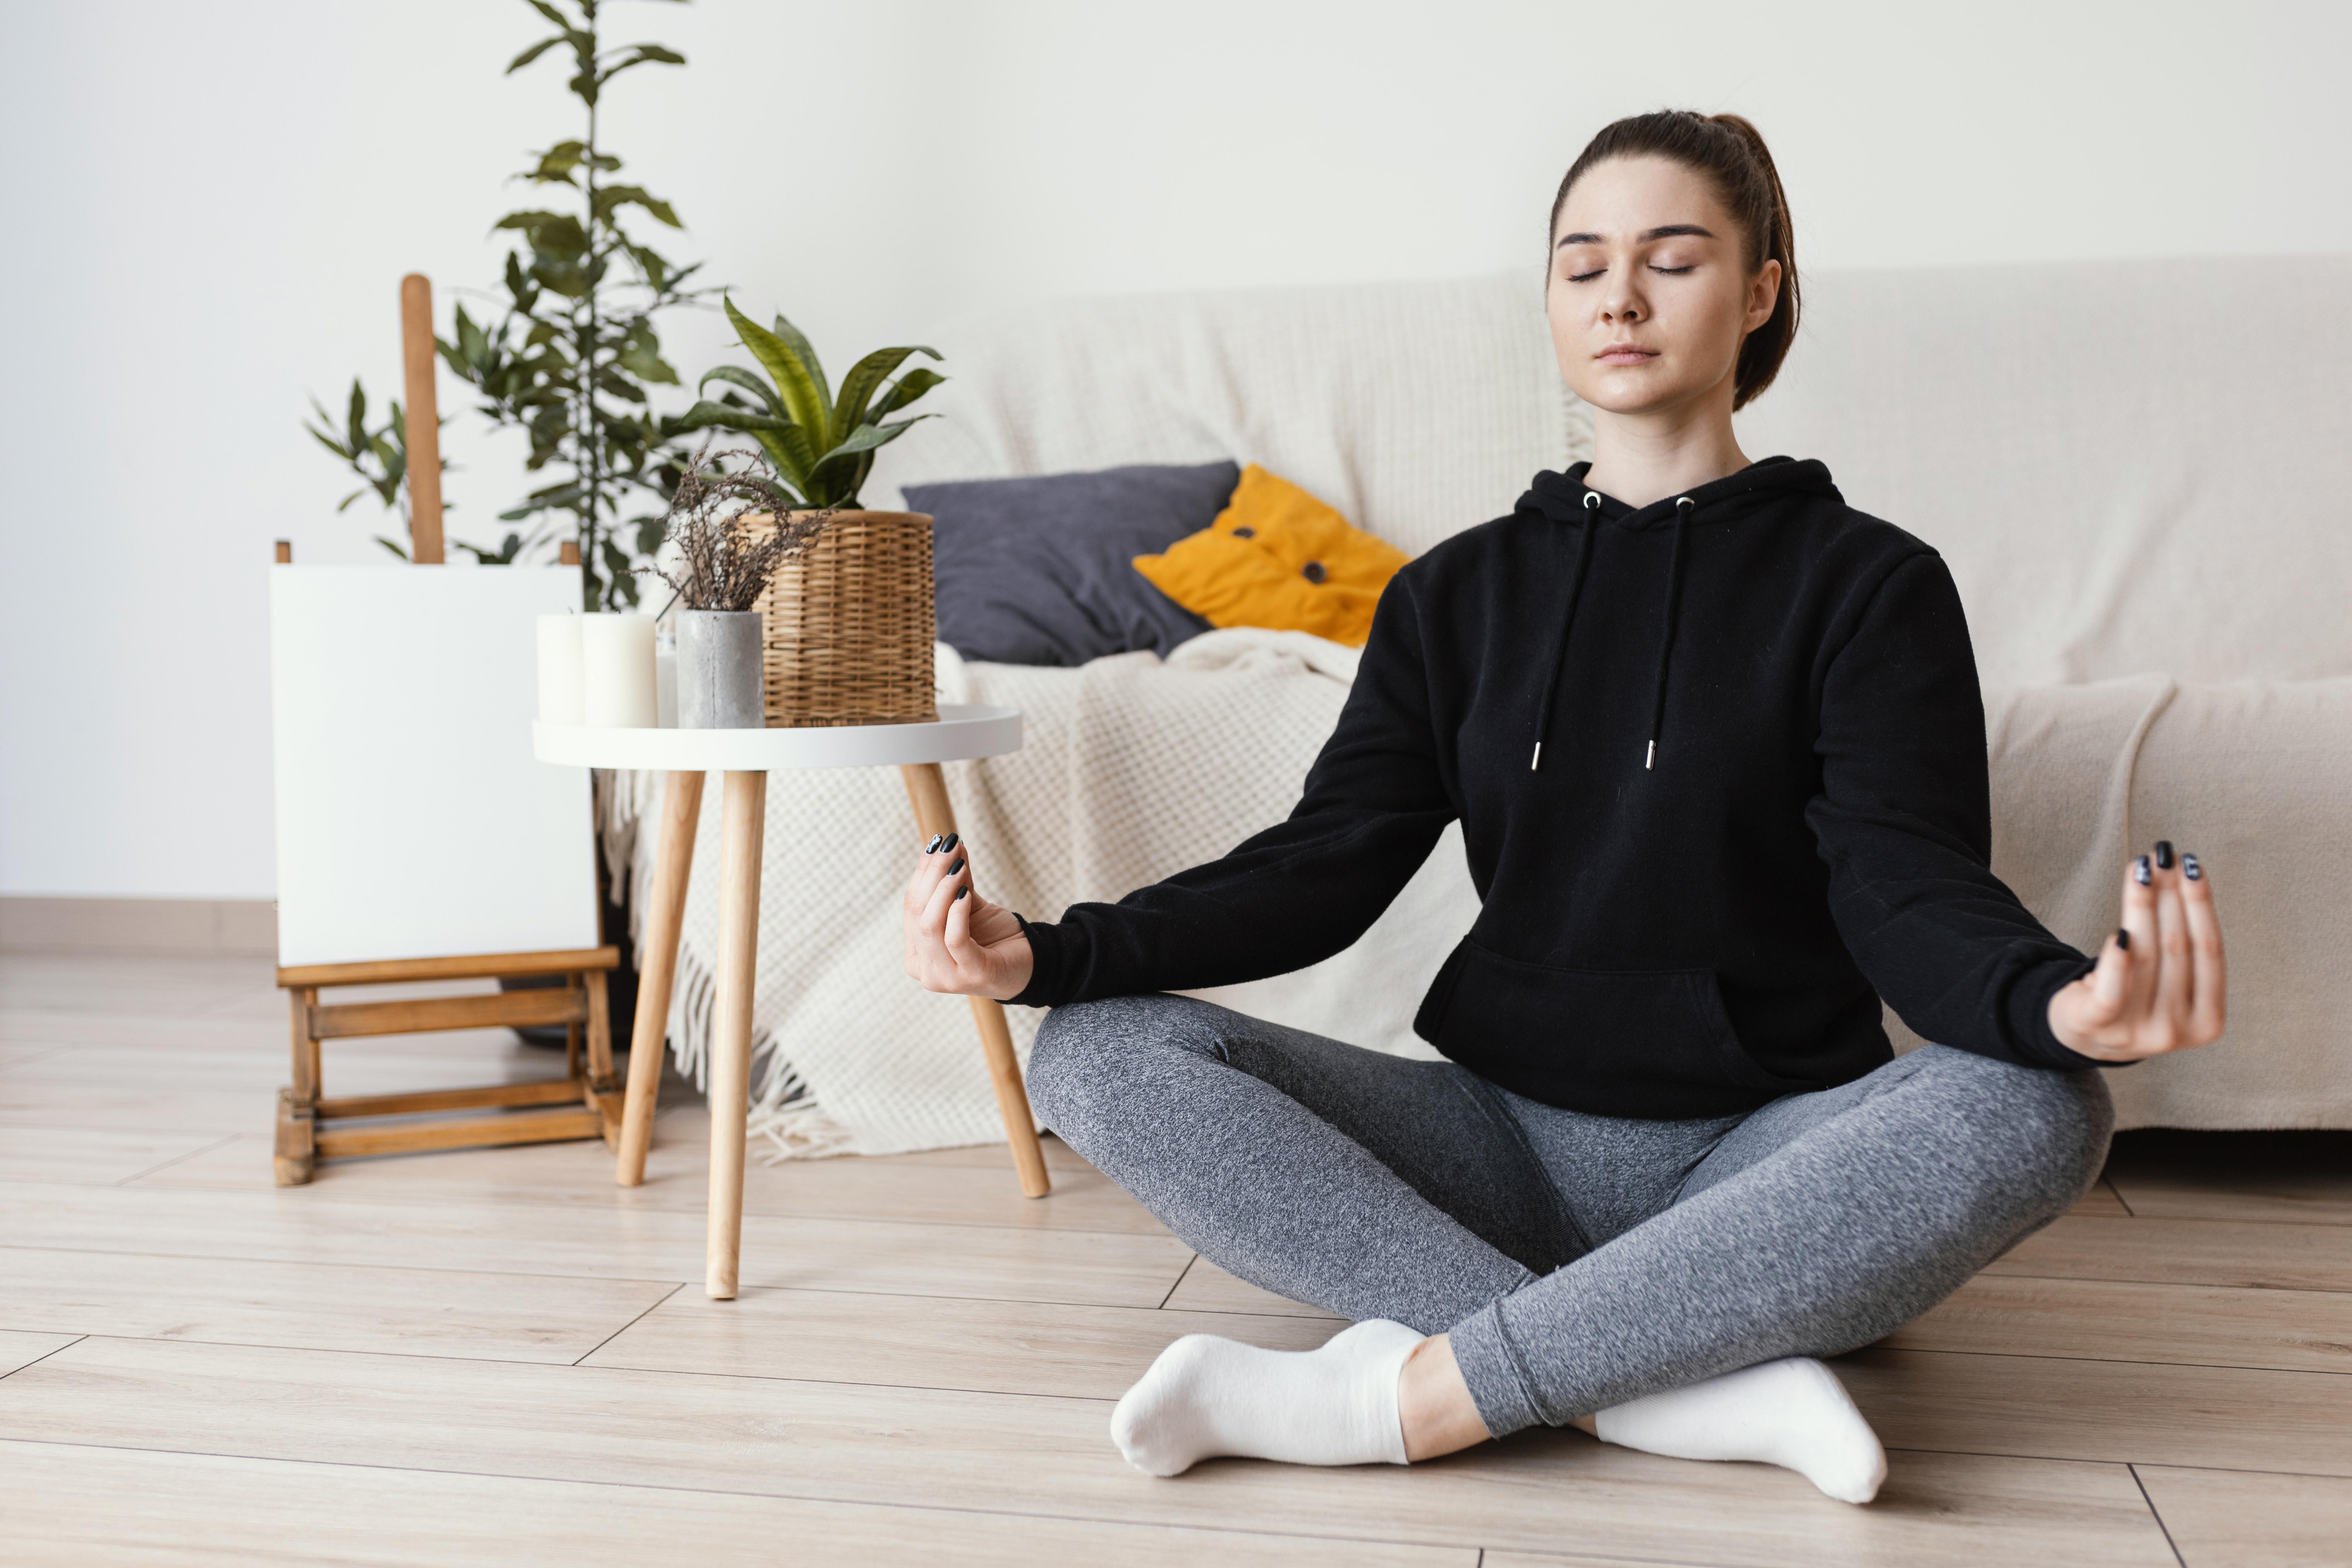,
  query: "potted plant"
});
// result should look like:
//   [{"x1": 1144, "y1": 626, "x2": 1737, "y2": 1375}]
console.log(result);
[
  {"x1": 306, "y1": 0, "x2": 711, "y2": 603},
  {"x1": 644, "y1": 449, "x2": 832, "y2": 728},
  {"x1": 674, "y1": 299, "x2": 947, "y2": 726}
]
